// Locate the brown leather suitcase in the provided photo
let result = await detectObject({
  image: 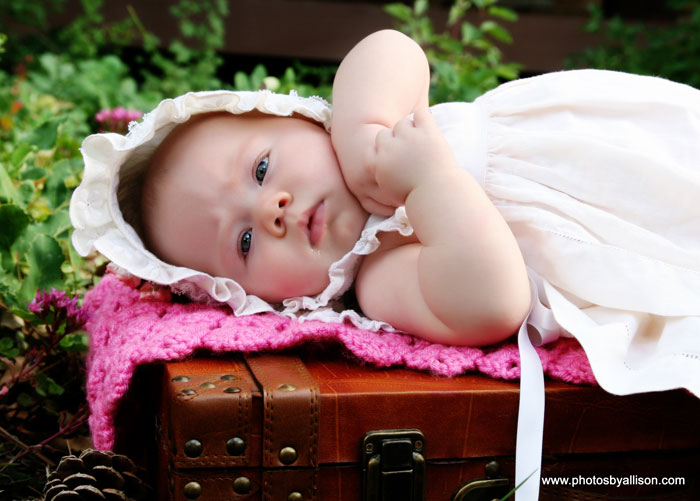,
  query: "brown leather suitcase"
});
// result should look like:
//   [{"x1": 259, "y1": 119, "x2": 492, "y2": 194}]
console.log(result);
[{"x1": 143, "y1": 349, "x2": 700, "y2": 500}]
